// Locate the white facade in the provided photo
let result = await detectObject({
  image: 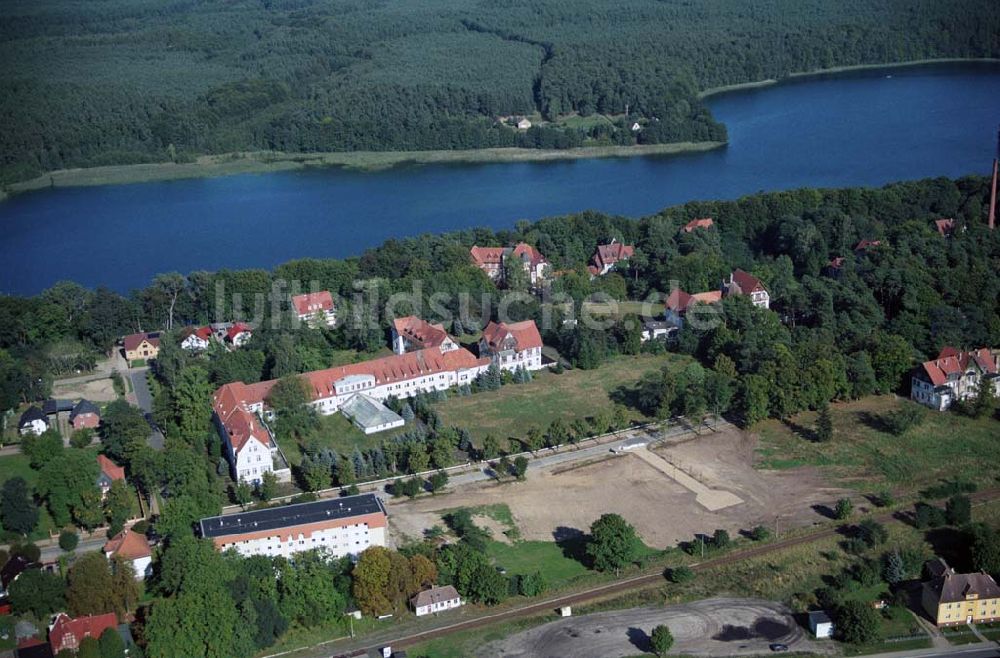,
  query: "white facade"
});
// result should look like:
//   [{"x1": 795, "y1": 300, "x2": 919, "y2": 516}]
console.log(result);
[
  {"x1": 230, "y1": 330, "x2": 253, "y2": 347},
  {"x1": 487, "y1": 345, "x2": 543, "y2": 373},
  {"x1": 911, "y1": 373, "x2": 1000, "y2": 411},
  {"x1": 181, "y1": 334, "x2": 210, "y2": 351},
  {"x1": 298, "y1": 308, "x2": 337, "y2": 328},
  {"x1": 413, "y1": 594, "x2": 462, "y2": 616},
  {"x1": 220, "y1": 523, "x2": 386, "y2": 559},
  {"x1": 125, "y1": 555, "x2": 152, "y2": 581},
  {"x1": 19, "y1": 419, "x2": 48, "y2": 436},
  {"x1": 234, "y1": 435, "x2": 274, "y2": 484}
]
